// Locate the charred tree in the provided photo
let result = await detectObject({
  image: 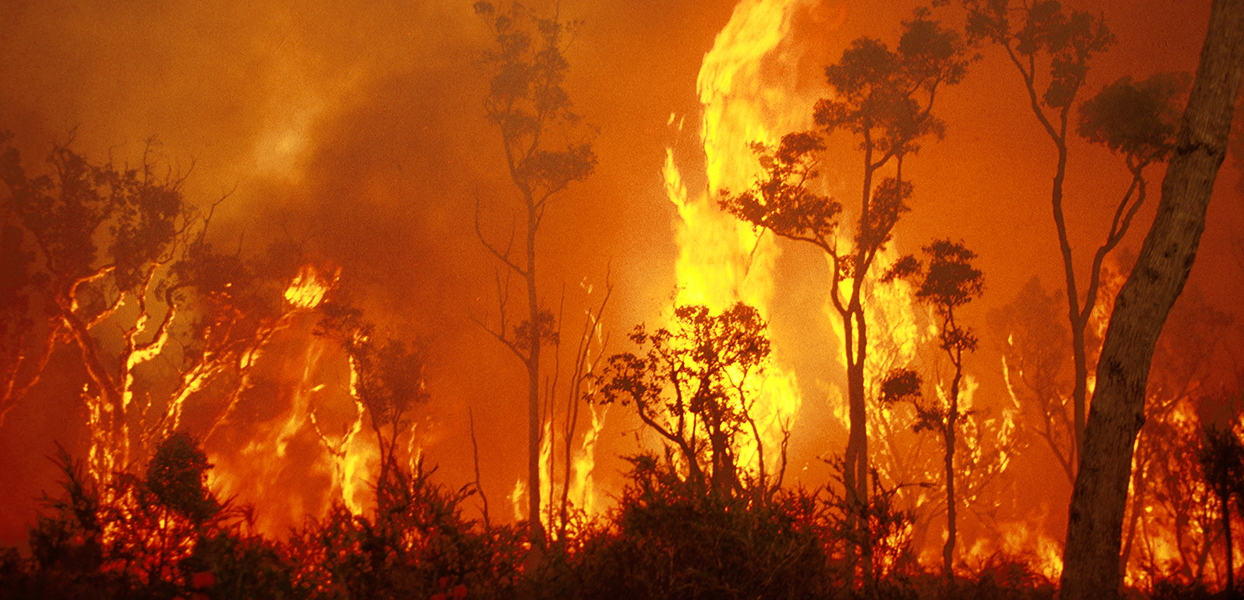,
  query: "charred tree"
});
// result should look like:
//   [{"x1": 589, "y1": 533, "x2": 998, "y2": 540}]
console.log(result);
[
  {"x1": 1060, "y1": 0, "x2": 1244, "y2": 597},
  {"x1": 0, "y1": 134, "x2": 302, "y2": 481}
]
